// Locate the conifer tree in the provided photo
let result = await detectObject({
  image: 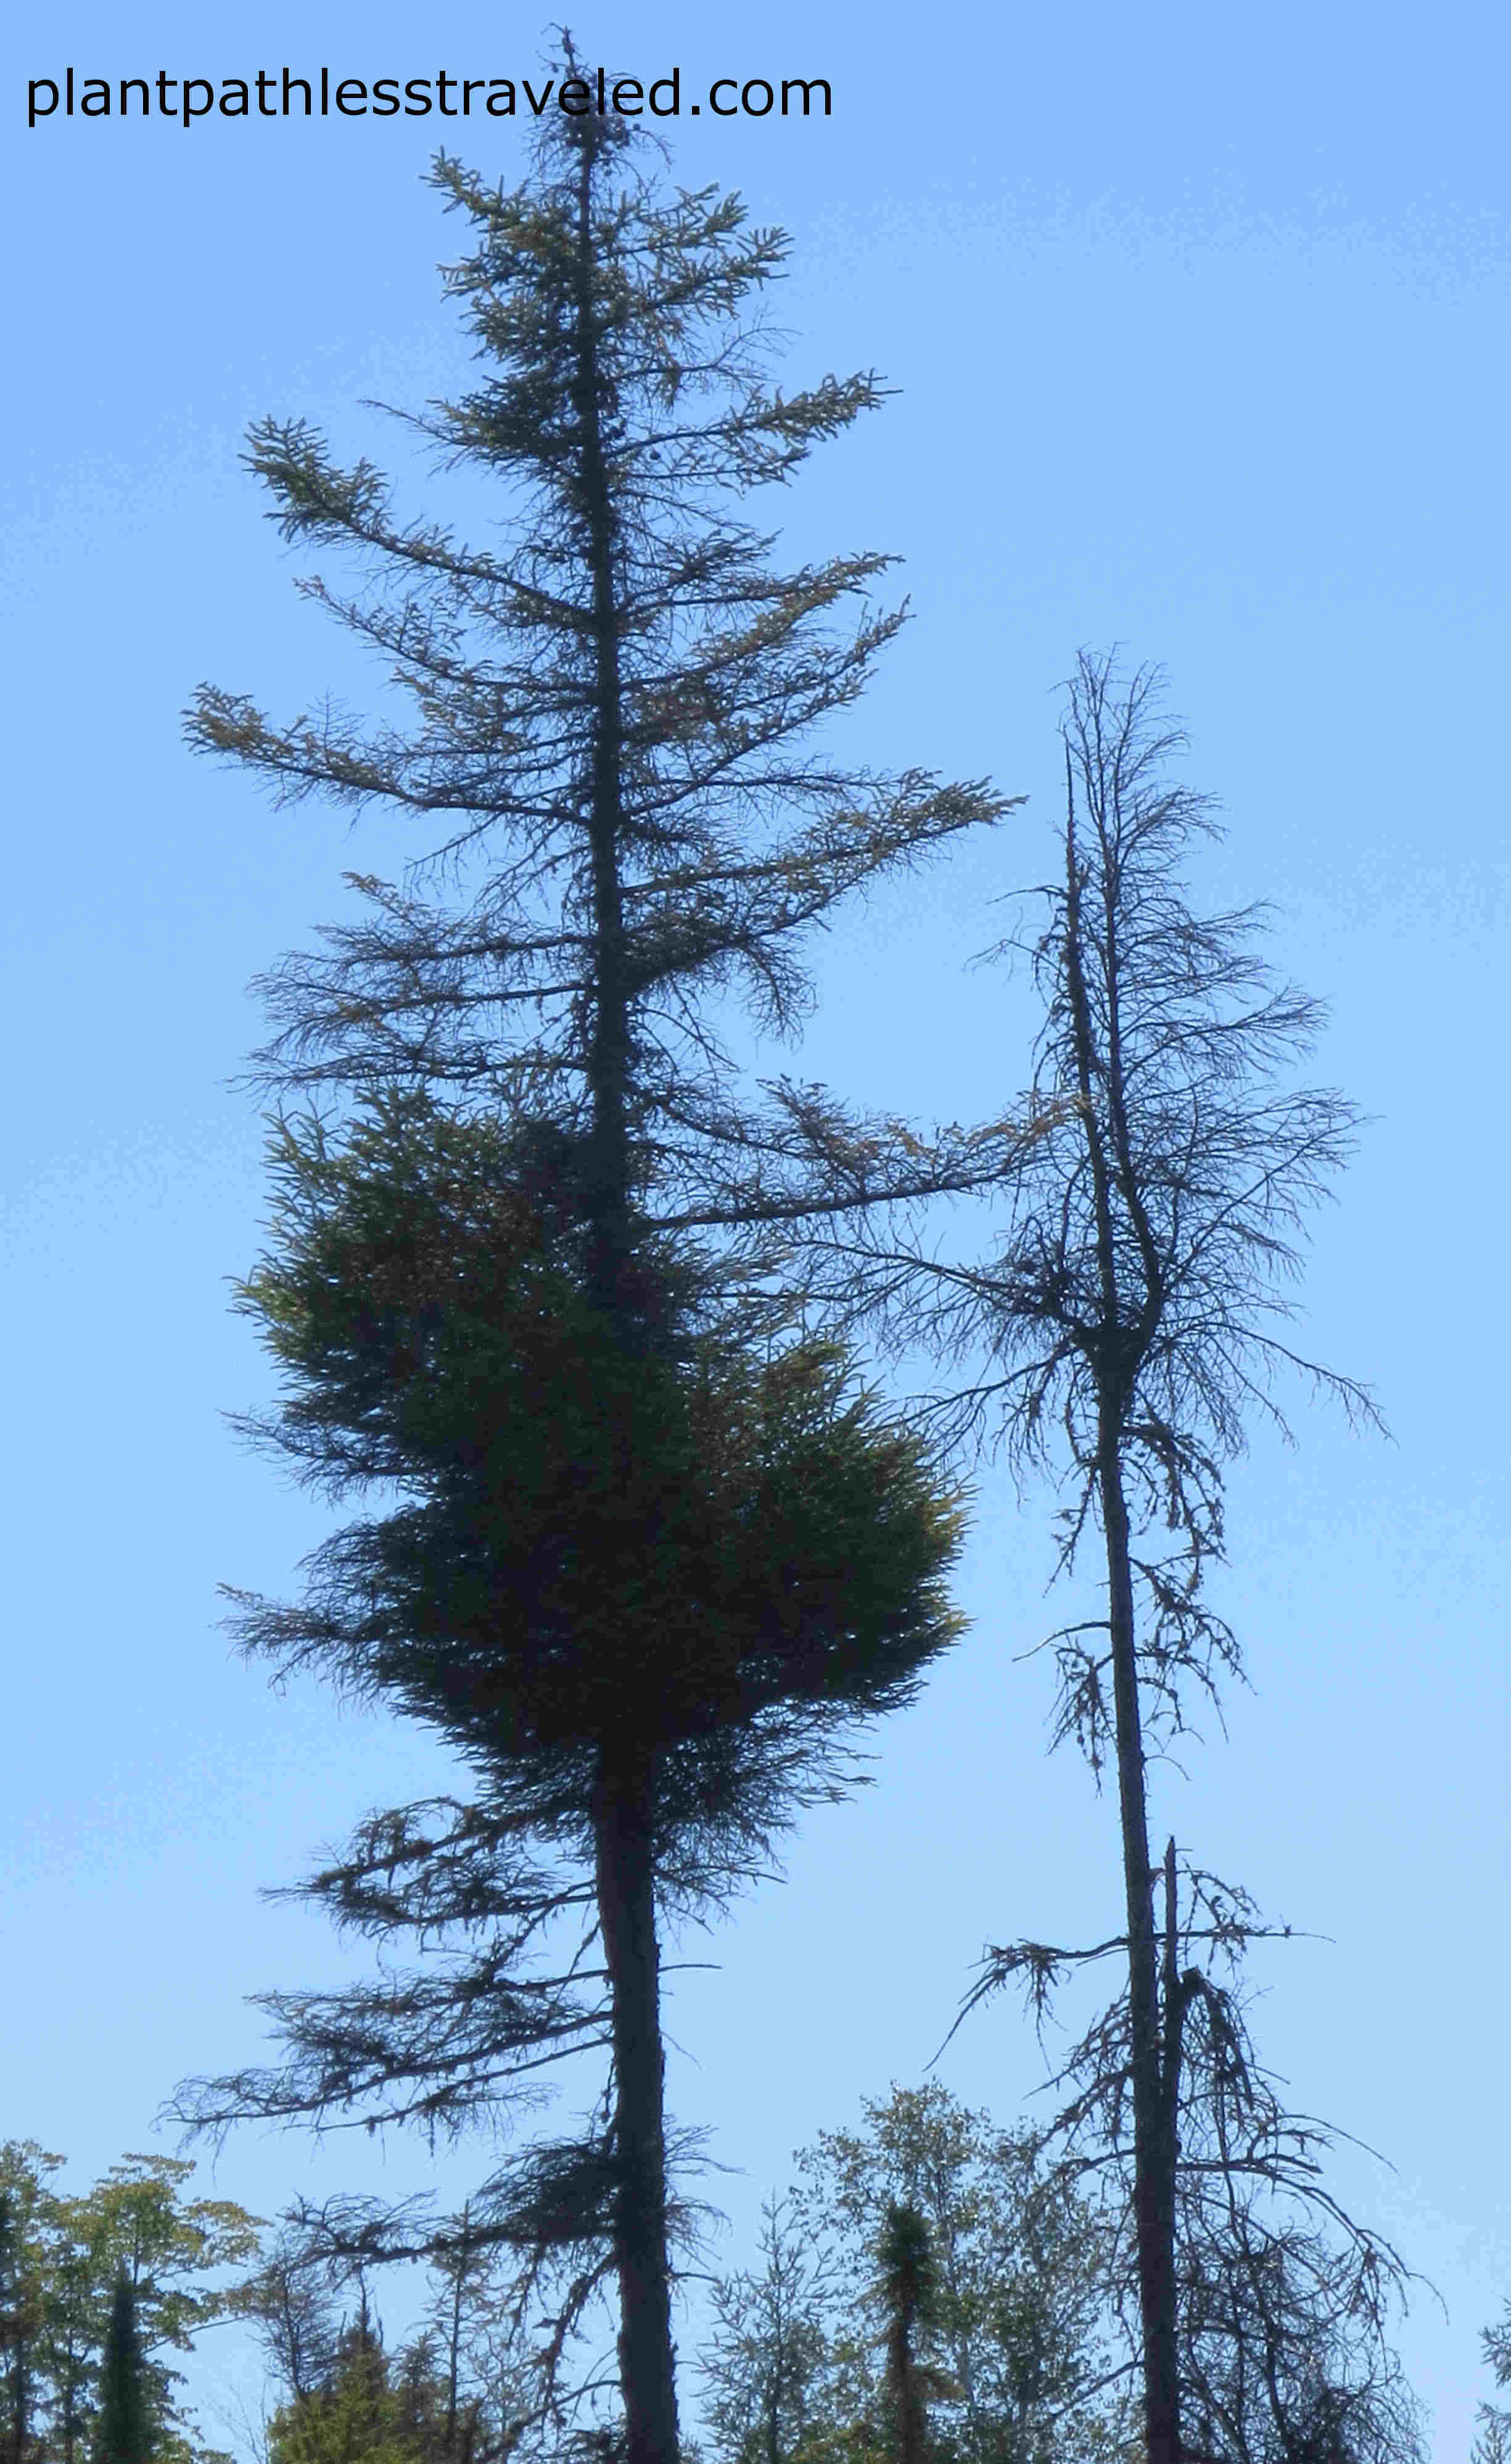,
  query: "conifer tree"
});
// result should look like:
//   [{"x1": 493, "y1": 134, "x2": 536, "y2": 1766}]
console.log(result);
[
  {"x1": 265, "y1": 2301, "x2": 420, "y2": 2464},
  {"x1": 799, "y1": 654, "x2": 1420, "y2": 2464},
  {"x1": 178, "y1": 1089, "x2": 966, "y2": 2464},
  {"x1": 91, "y1": 2280, "x2": 152, "y2": 2464},
  {"x1": 790, "y1": 2083, "x2": 1122, "y2": 2463},
  {"x1": 873, "y1": 2207, "x2": 944, "y2": 2464},
  {"x1": 698, "y1": 2197, "x2": 837, "y2": 2464},
  {"x1": 175, "y1": 68, "x2": 1009, "y2": 2464}
]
